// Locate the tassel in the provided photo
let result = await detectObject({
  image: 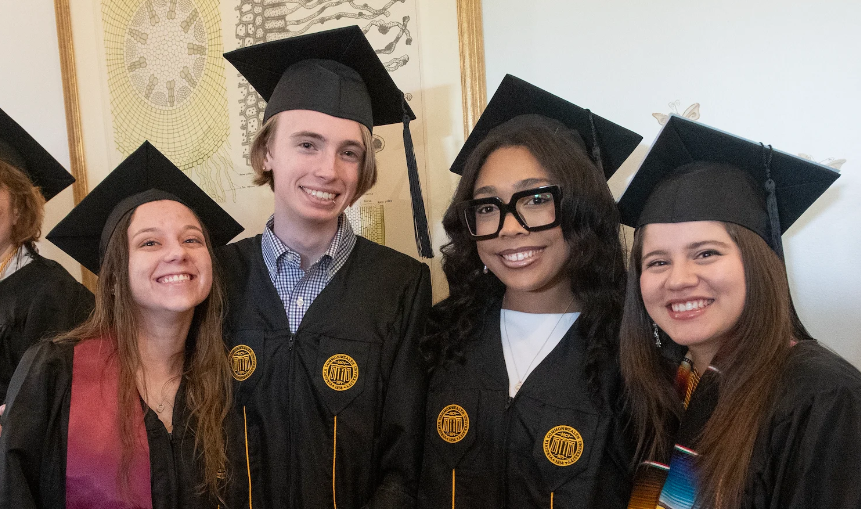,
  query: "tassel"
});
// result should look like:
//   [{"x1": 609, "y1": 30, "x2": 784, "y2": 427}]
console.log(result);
[
  {"x1": 402, "y1": 95, "x2": 434, "y2": 258},
  {"x1": 760, "y1": 143, "x2": 784, "y2": 259},
  {"x1": 585, "y1": 109, "x2": 605, "y2": 176}
]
